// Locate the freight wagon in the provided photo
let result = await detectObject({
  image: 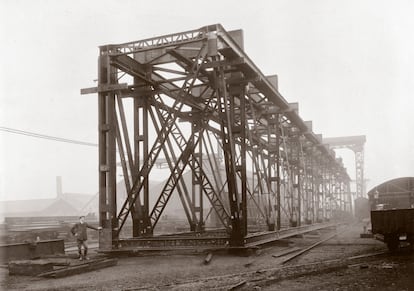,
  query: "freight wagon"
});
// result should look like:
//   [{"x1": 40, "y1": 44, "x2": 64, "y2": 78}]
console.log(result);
[{"x1": 368, "y1": 177, "x2": 414, "y2": 251}]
